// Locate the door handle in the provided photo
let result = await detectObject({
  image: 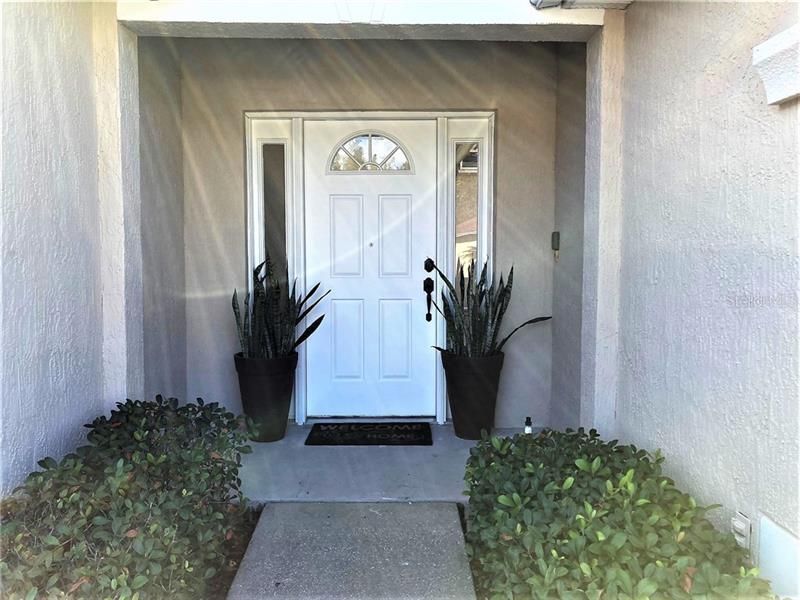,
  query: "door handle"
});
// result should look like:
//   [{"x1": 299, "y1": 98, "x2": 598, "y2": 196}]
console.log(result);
[{"x1": 423, "y1": 277, "x2": 434, "y2": 322}]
